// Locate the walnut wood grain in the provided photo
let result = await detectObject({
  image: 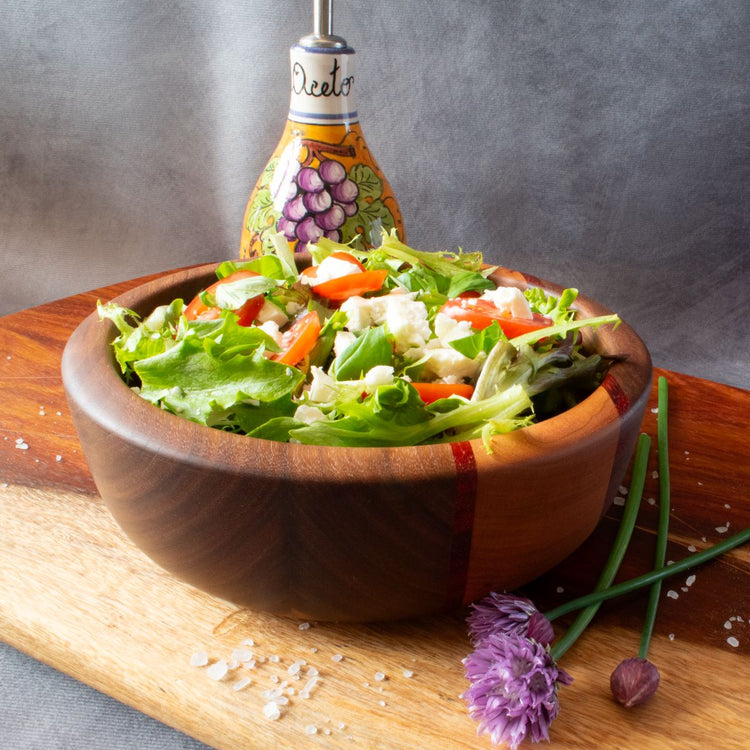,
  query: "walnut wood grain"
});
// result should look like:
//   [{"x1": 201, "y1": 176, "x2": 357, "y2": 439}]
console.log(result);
[{"x1": 1, "y1": 277, "x2": 748, "y2": 750}]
